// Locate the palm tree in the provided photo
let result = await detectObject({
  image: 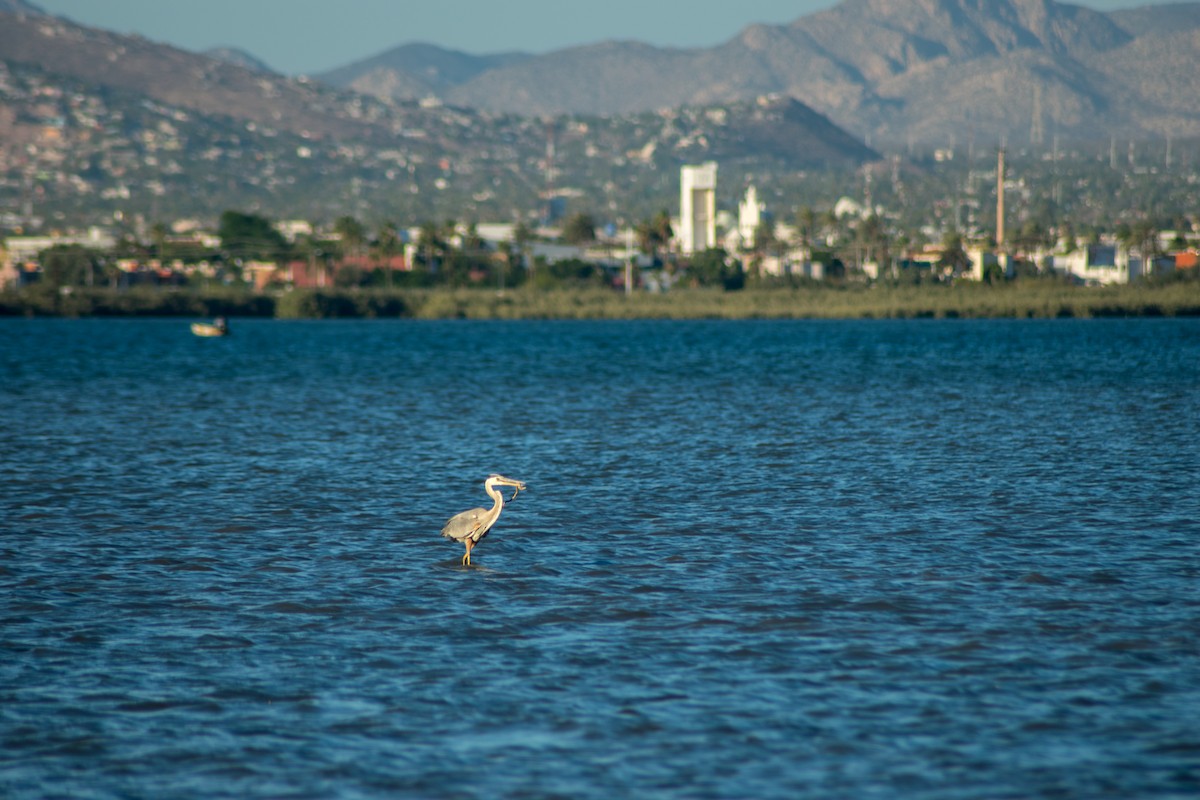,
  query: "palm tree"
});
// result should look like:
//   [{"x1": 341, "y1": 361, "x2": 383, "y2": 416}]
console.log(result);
[
  {"x1": 149, "y1": 221, "x2": 169, "y2": 263},
  {"x1": 508, "y1": 220, "x2": 535, "y2": 285},
  {"x1": 416, "y1": 221, "x2": 447, "y2": 273},
  {"x1": 819, "y1": 209, "x2": 841, "y2": 251},
  {"x1": 461, "y1": 221, "x2": 485, "y2": 254},
  {"x1": 373, "y1": 222, "x2": 401, "y2": 287},
  {"x1": 1014, "y1": 219, "x2": 1051, "y2": 256},
  {"x1": 794, "y1": 206, "x2": 817, "y2": 253},
  {"x1": 333, "y1": 215, "x2": 367, "y2": 266},
  {"x1": 292, "y1": 233, "x2": 330, "y2": 287},
  {"x1": 1122, "y1": 220, "x2": 1160, "y2": 276},
  {"x1": 856, "y1": 215, "x2": 890, "y2": 275},
  {"x1": 749, "y1": 219, "x2": 779, "y2": 279},
  {"x1": 938, "y1": 230, "x2": 972, "y2": 278},
  {"x1": 635, "y1": 210, "x2": 673, "y2": 263}
]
